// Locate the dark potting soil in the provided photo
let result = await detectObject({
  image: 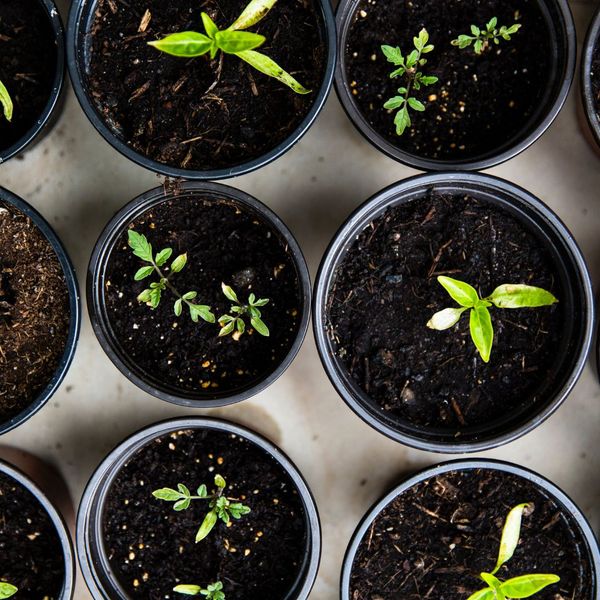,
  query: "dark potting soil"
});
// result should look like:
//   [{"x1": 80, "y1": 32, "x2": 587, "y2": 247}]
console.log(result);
[
  {"x1": 86, "y1": 0, "x2": 327, "y2": 172},
  {"x1": 104, "y1": 193, "x2": 302, "y2": 397},
  {"x1": 0, "y1": 202, "x2": 70, "y2": 423},
  {"x1": 345, "y1": 0, "x2": 552, "y2": 161},
  {"x1": 103, "y1": 428, "x2": 308, "y2": 599},
  {"x1": 327, "y1": 191, "x2": 563, "y2": 432},
  {"x1": 592, "y1": 36, "x2": 600, "y2": 124},
  {"x1": 0, "y1": 0, "x2": 57, "y2": 155},
  {"x1": 350, "y1": 468, "x2": 594, "y2": 599},
  {"x1": 0, "y1": 471, "x2": 66, "y2": 599}
]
